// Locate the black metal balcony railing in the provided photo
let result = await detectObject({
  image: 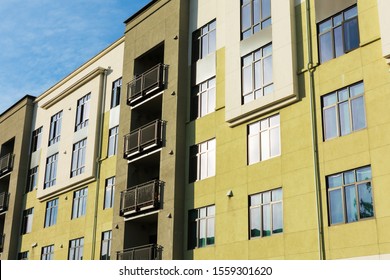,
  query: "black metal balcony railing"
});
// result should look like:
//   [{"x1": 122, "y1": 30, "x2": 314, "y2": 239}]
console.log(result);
[
  {"x1": 124, "y1": 120, "x2": 164, "y2": 160},
  {"x1": 0, "y1": 153, "x2": 13, "y2": 175},
  {"x1": 0, "y1": 192, "x2": 8, "y2": 212},
  {"x1": 127, "y1": 63, "x2": 168, "y2": 106},
  {"x1": 116, "y1": 244, "x2": 163, "y2": 260},
  {"x1": 120, "y1": 180, "x2": 163, "y2": 216}
]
